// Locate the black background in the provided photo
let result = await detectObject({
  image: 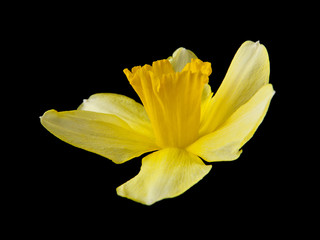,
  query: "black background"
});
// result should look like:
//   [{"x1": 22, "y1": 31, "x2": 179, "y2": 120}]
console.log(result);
[{"x1": 32, "y1": 4, "x2": 302, "y2": 236}]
